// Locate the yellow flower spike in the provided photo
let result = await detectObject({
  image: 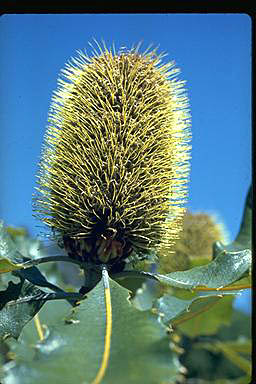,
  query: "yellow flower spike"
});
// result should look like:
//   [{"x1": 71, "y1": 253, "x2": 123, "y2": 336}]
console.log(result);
[
  {"x1": 158, "y1": 211, "x2": 229, "y2": 274},
  {"x1": 33, "y1": 42, "x2": 191, "y2": 269}
]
